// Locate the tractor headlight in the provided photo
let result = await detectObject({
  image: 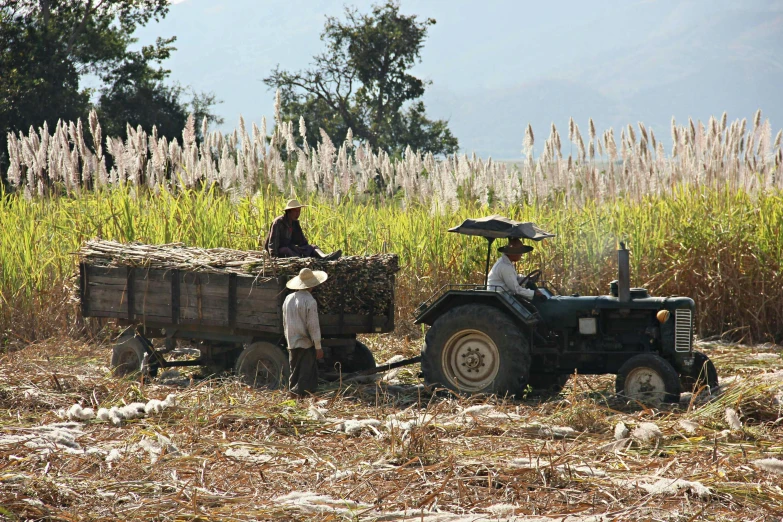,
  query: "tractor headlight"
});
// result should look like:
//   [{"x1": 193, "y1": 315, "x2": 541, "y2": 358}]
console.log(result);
[{"x1": 656, "y1": 310, "x2": 671, "y2": 323}]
